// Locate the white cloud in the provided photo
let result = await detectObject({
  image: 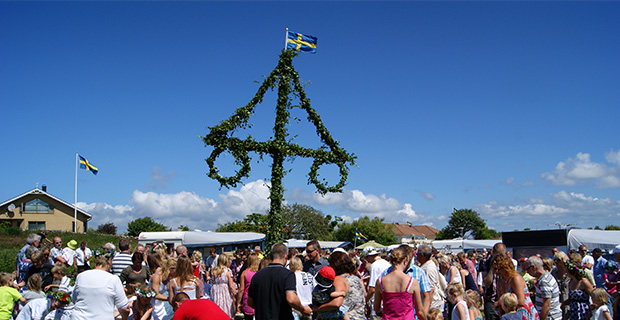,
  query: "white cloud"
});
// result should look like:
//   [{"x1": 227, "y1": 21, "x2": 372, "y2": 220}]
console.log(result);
[
  {"x1": 415, "y1": 190, "x2": 436, "y2": 200},
  {"x1": 145, "y1": 166, "x2": 176, "y2": 190},
  {"x1": 541, "y1": 151, "x2": 620, "y2": 188},
  {"x1": 84, "y1": 180, "x2": 272, "y2": 233},
  {"x1": 475, "y1": 190, "x2": 620, "y2": 230},
  {"x1": 506, "y1": 177, "x2": 515, "y2": 185}
]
